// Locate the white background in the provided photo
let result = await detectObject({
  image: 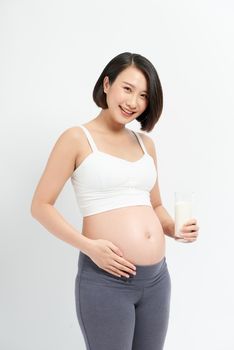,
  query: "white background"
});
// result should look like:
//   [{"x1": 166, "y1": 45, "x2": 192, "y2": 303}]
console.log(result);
[{"x1": 1, "y1": 0, "x2": 234, "y2": 349}]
